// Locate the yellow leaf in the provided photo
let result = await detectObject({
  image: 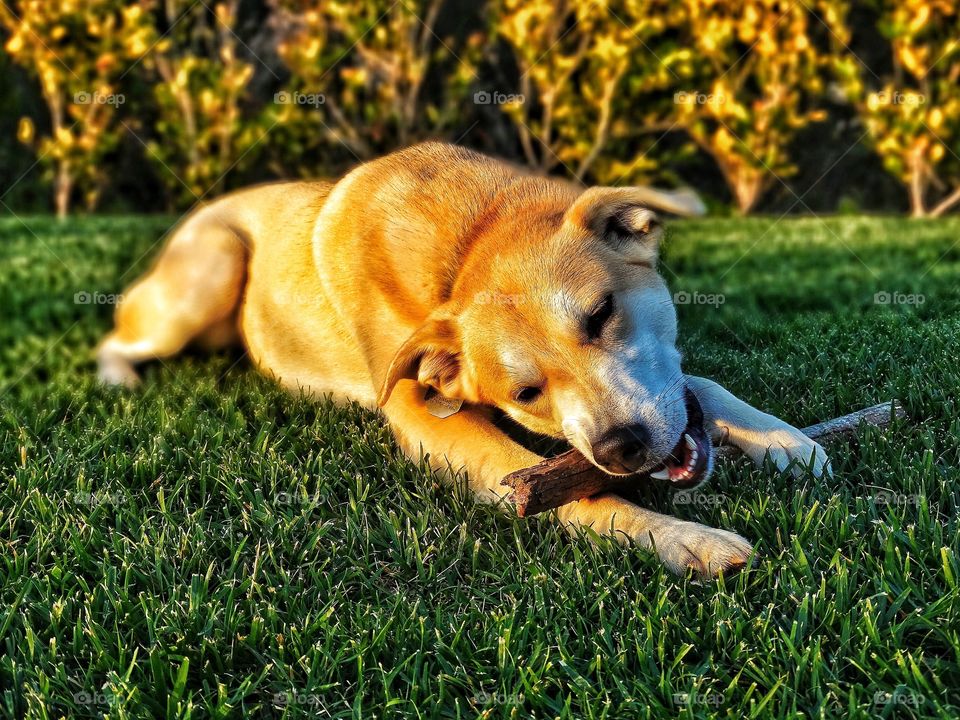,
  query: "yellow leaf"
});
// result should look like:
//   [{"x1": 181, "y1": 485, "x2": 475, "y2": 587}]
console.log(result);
[
  {"x1": 55, "y1": 126, "x2": 73, "y2": 146},
  {"x1": 17, "y1": 116, "x2": 34, "y2": 145},
  {"x1": 6, "y1": 33, "x2": 23, "y2": 54},
  {"x1": 908, "y1": 6, "x2": 930, "y2": 32}
]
